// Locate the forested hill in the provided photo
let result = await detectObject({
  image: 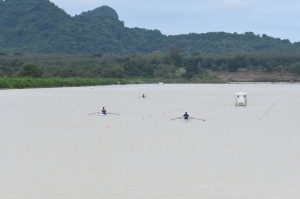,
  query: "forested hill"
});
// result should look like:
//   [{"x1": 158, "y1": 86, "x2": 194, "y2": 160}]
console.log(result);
[{"x1": 1, "y1": 0, "x2": 300, "y2": 54}]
